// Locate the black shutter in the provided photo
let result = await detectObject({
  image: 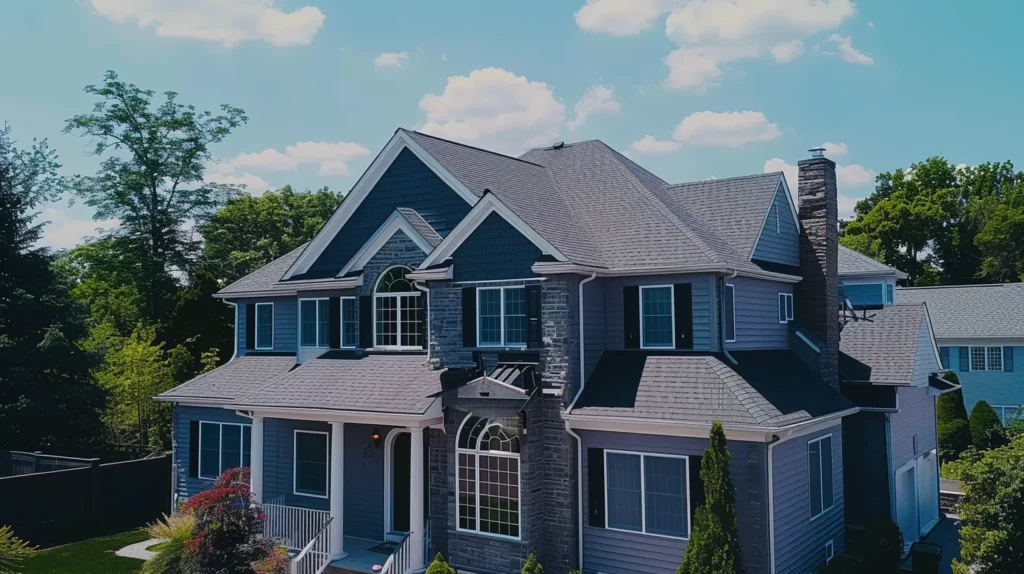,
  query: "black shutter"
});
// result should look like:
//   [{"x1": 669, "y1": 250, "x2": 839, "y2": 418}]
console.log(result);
[
  {"x1": 359, "y1": 296, "x2": 373, "y2": 349},
  {"x1": 939, "y1": 347, "x2": 950, "y2": 370},
  {"x1": 1005, "y1": 347, "x2": 1014, "y2": 372},
  {"x1": 587, "y1": 448, "x2": 605, "y2": 528},
  {"x1": 623, "y1": 286, "x2": 640, "y2": 349},
  {"x1": 959, "y1": 347, "x2": 970, "y2": 372},
  {"x1": 689, "y1": 455, "x2": 704, "y2": 524},
  {"x1": 245, "y1": 303, "x2": 255, "y2": 350},
  {"x1": 462, "y1": 287, "x2": 477, "y2": 348},
  {"x1": 527, "y1": 285, "x2": 542, "y2": 348},
  {"x1": 328, "y1": 297, "x2": 341, "y2": 349},
  {"x1": 189, "y1": 420, "x2": 200, "y2": 478},
  {"x1": 420, "y1": 294, "x2": 429, "y2": 350},
  {"x1": 674, "y1": 283, "x2": 694, "y2": 349}
]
